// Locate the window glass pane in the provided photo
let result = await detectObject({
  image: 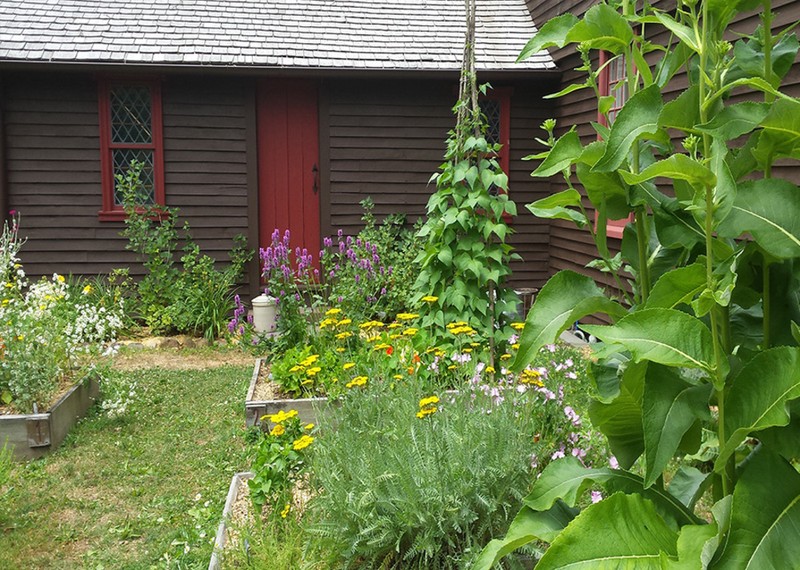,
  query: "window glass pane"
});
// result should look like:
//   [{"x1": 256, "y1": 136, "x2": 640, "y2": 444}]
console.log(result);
[
  {"x1": 110, "y1": 86, "x2": 153, "y2": 144},
  {"x1": 112, "y1": 149, "x2": 155, "y2": 206},
  {"x1": 479, "y1": 99, "x2": 501, "y2": 145}
]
